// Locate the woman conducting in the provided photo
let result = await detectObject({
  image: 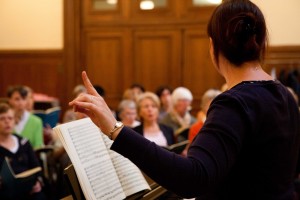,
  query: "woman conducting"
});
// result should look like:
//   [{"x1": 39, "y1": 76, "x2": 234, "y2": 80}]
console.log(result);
[{"x1": 70, "y1": 0, "x2": 300, "y2": 199}]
